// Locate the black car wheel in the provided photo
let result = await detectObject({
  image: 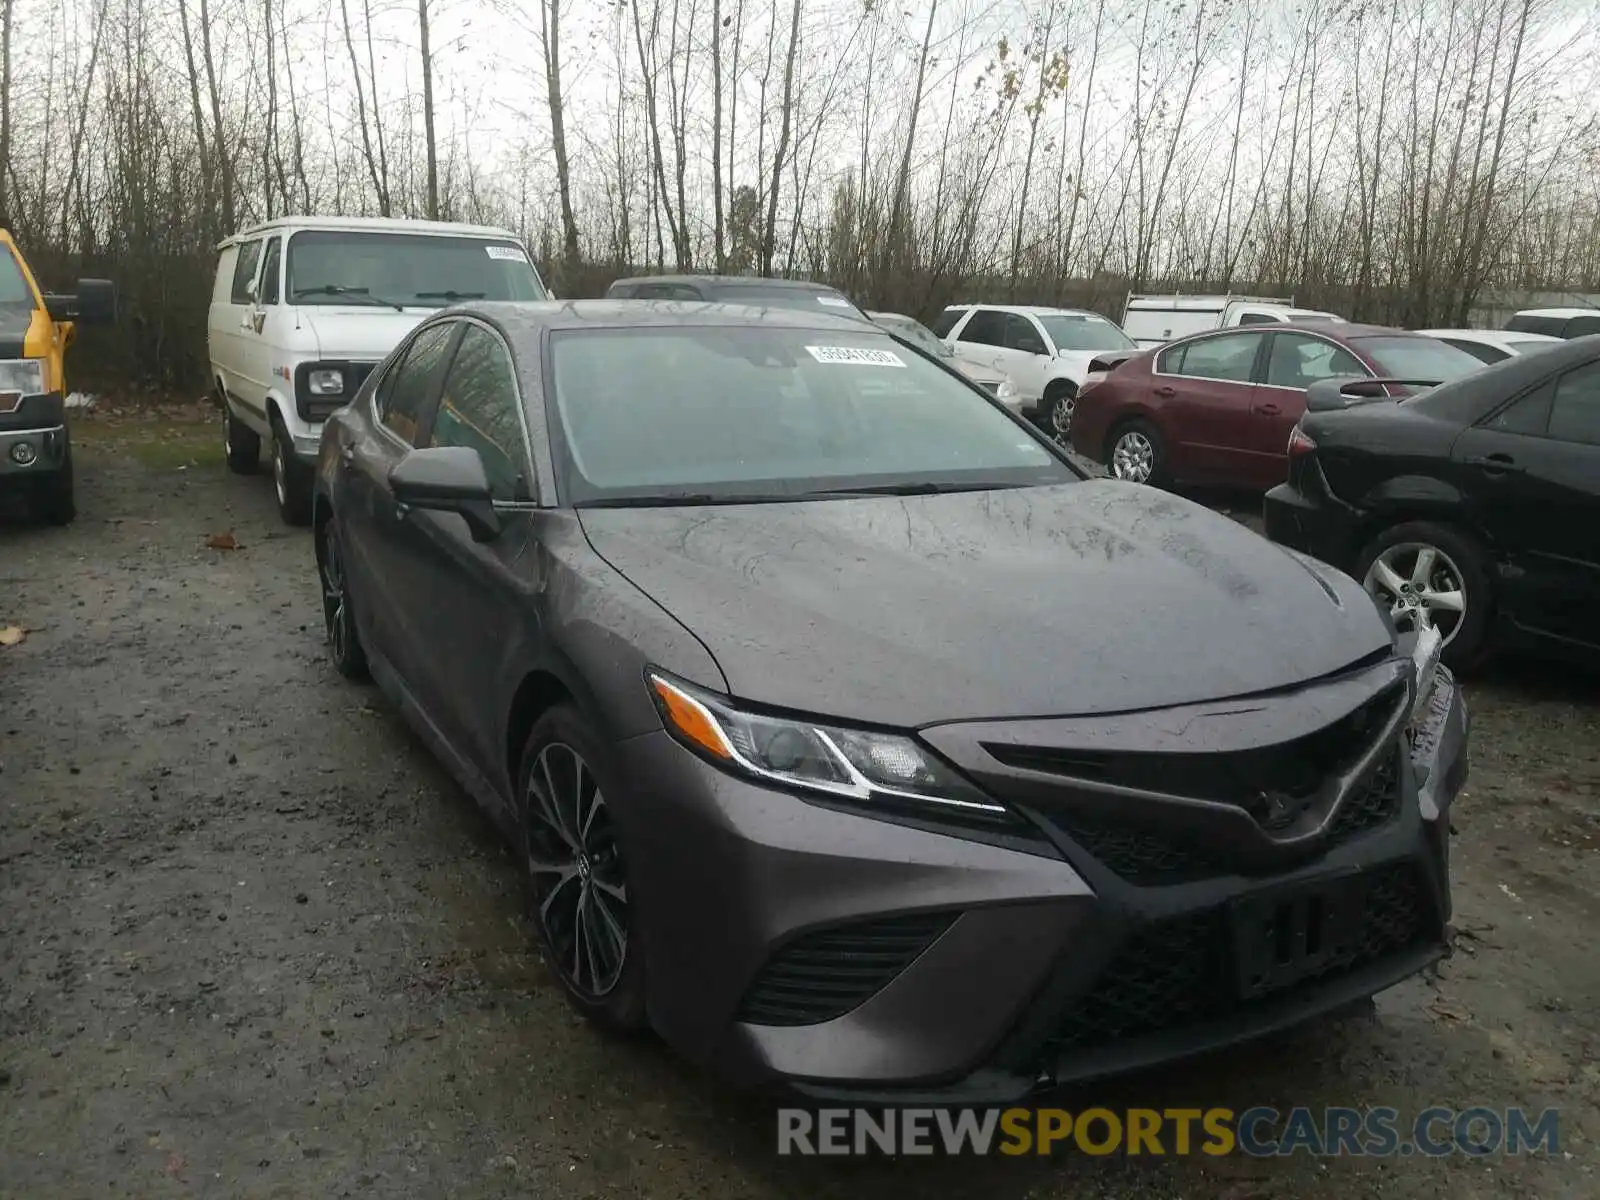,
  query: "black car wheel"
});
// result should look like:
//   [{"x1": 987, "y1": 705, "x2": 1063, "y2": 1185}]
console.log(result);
[
  {"x1": 1108, "y1": 418, "x2": 1167, "y2": 486},
  {"x1": 33, "y1": 451, "x2": 76, "y2": 526},
  {"x1": 271, "y1": 415, "x2": 312, "y2": 526},
  {"x1": 1356, "y1": 520, "x2": 1492, "y2": 671},
  {"x1": 1046, "y1": 383, "x2": 1077, "y2": 444},
  {"x1": 318, "y1": 517, "x2": 369, "y2": 680},
  {"x1": 518, "y1": 705, "x2": 647, "y2": 1032},
  {"x1": 224, "y1": 401, "x2": 260, "y2": 474}
]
